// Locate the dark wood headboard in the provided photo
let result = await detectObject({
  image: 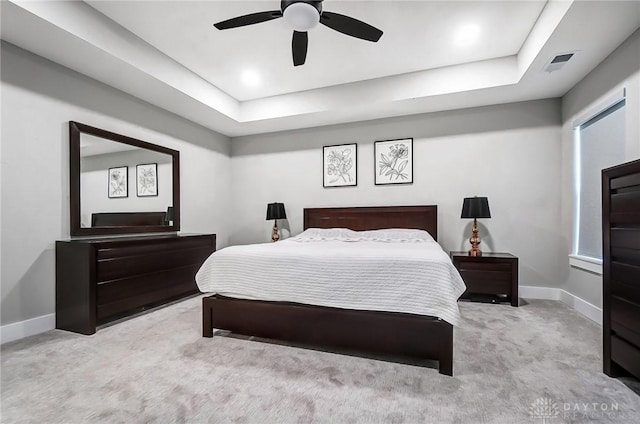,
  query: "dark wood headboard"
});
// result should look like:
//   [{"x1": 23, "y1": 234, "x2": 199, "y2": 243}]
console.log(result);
[
  {"x1": 303, "y1": 205, "x2": 438, "y2": 241},
  {"x1": 91, "y1": 212, "x2": 167, "y2": 227}
]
